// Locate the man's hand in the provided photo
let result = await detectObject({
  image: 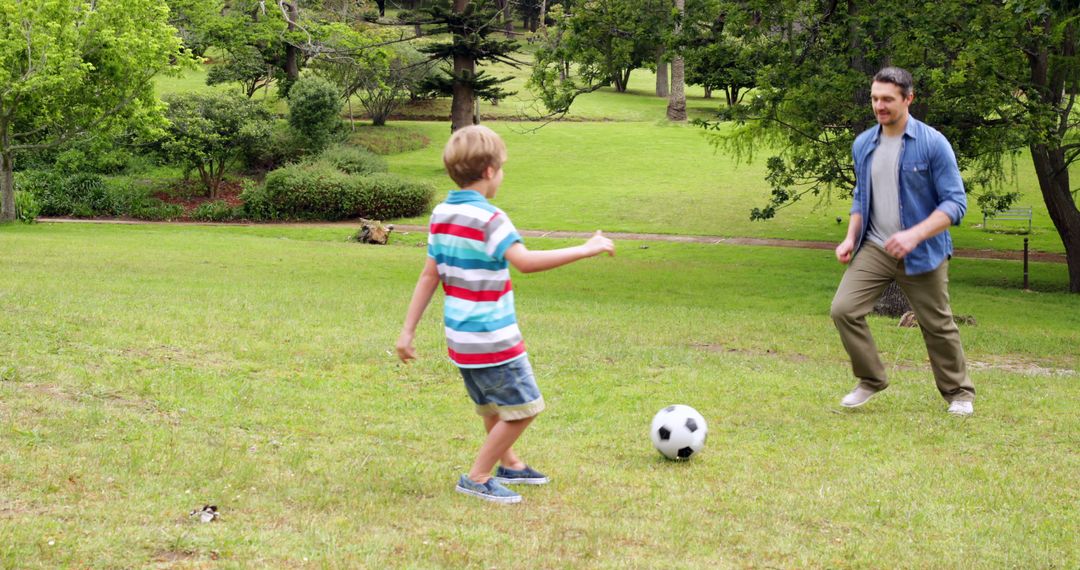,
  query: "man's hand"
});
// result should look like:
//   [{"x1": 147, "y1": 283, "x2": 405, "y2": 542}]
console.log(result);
[
  {"x1": 835, "y1": 238, "x2": 855, "y2": 264},
  {"x1": 585, "y1": 230, "x2": 615, "y2": 257},
  {"x1": 884, "y1": 229, "x2": 920, "y2": 259},
  {"x1": 395, "y1": 332, "x2": 417, "y2": 363}
]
